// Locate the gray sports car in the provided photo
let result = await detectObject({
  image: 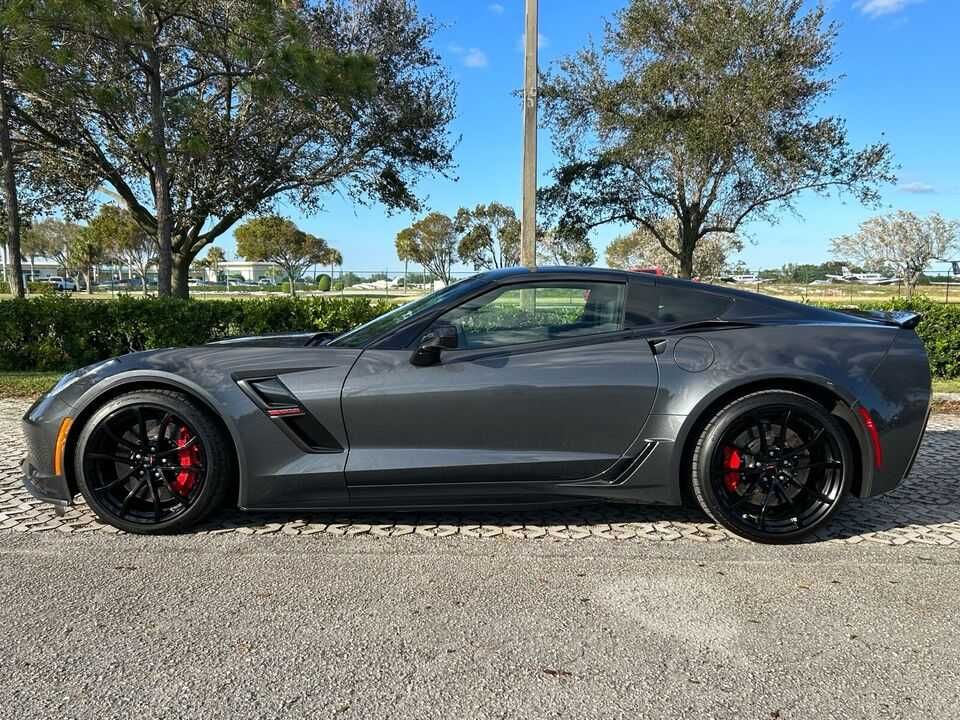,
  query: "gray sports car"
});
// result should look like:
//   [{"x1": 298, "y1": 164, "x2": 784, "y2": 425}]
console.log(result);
[{"x1": 21, "y1": 267, "x2": 931, "y2": 543}]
